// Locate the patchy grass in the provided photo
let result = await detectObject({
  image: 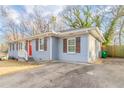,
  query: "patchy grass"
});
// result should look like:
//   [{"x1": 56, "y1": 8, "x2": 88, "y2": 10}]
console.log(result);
[
  {"x1": 94, "y1": 59, "x2": 103, "y2": 64},
  {"x1": 0, "y1": 60, "x2": 40, "y2": 76}
]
